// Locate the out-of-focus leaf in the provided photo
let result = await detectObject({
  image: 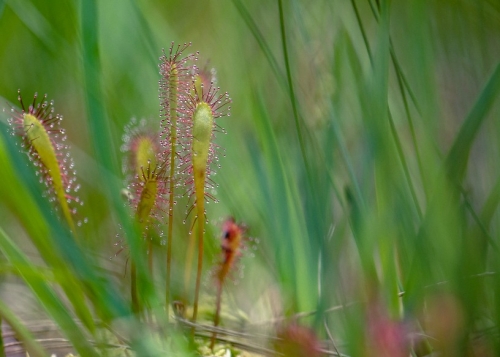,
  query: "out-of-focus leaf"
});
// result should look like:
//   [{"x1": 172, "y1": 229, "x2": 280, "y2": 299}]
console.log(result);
[{"x1": 446, "y1": 62, "x2": 500, "y2": 182}]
